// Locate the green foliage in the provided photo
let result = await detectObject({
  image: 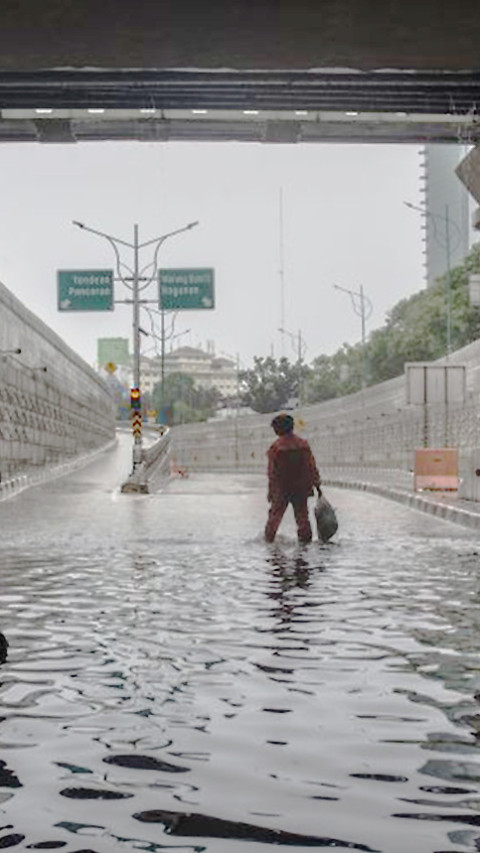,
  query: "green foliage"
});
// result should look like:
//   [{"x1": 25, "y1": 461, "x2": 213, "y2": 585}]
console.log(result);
[
  {"x1": 303, "y1": 345, "x2": 363, "y2": 402},
  {"x1": 243, "y1": 245, "x2": 480, "y2": 409},
  {"x1": 239, "y1": 356, "x2": 309, "y2": 413},
  {"x1": 306, "y1": 243, "x2": 480, "y2": 401},
  {"x1": 151, "y1": 372, "x2": 220, "y2": 425},
  {"x1": 364, "y1": 244, "x2": 480, "y2": 386}
]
